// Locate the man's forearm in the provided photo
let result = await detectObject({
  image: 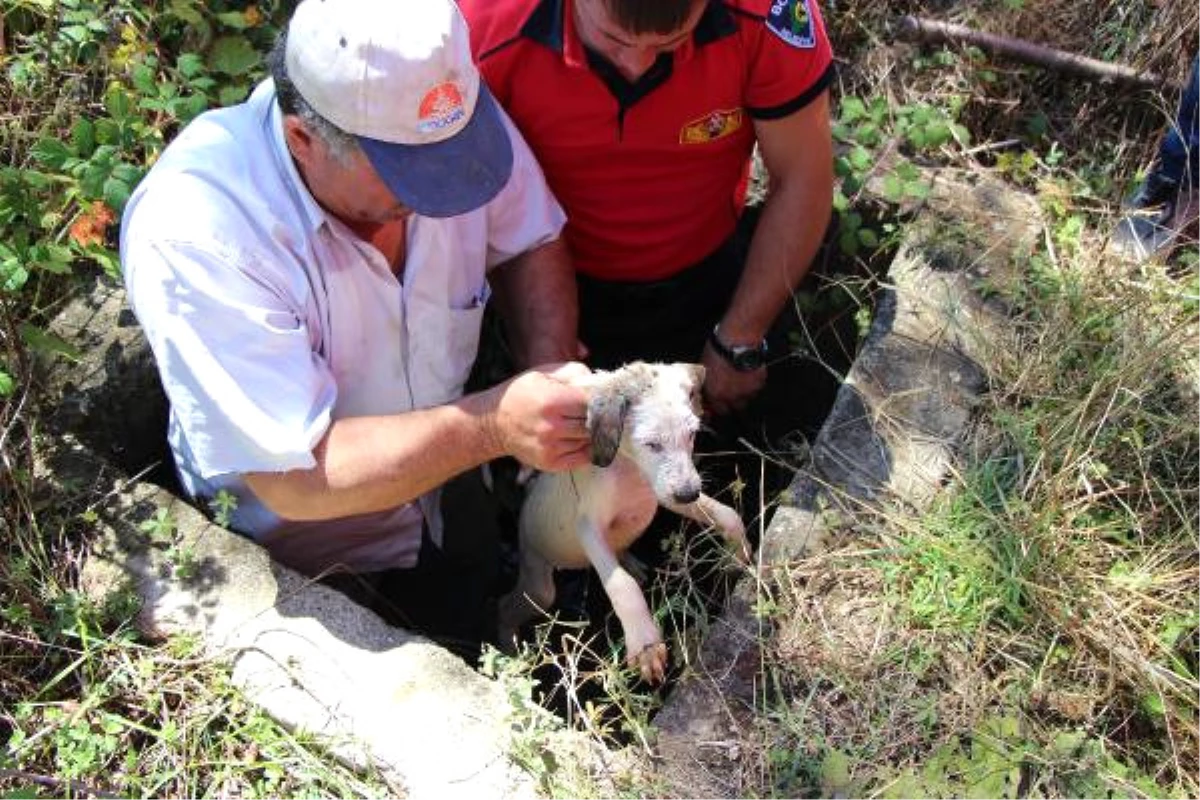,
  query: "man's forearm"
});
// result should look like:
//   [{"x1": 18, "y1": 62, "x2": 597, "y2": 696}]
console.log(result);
[
  {"x1": 490, "y1": 238, "x2": 579, "y2": 368},
  {"x1": 718, "y1": 176, "x2": 832, "y2": 343},
  {"x1": 245, "y1": 397, "x2": 505, "y2": 522},
  {"x1": 244, "y1": 365, "x2": 593, "y2": 521},
  {"x1": 719, "y1": 96, "x2": 834, "y2": 345}
]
